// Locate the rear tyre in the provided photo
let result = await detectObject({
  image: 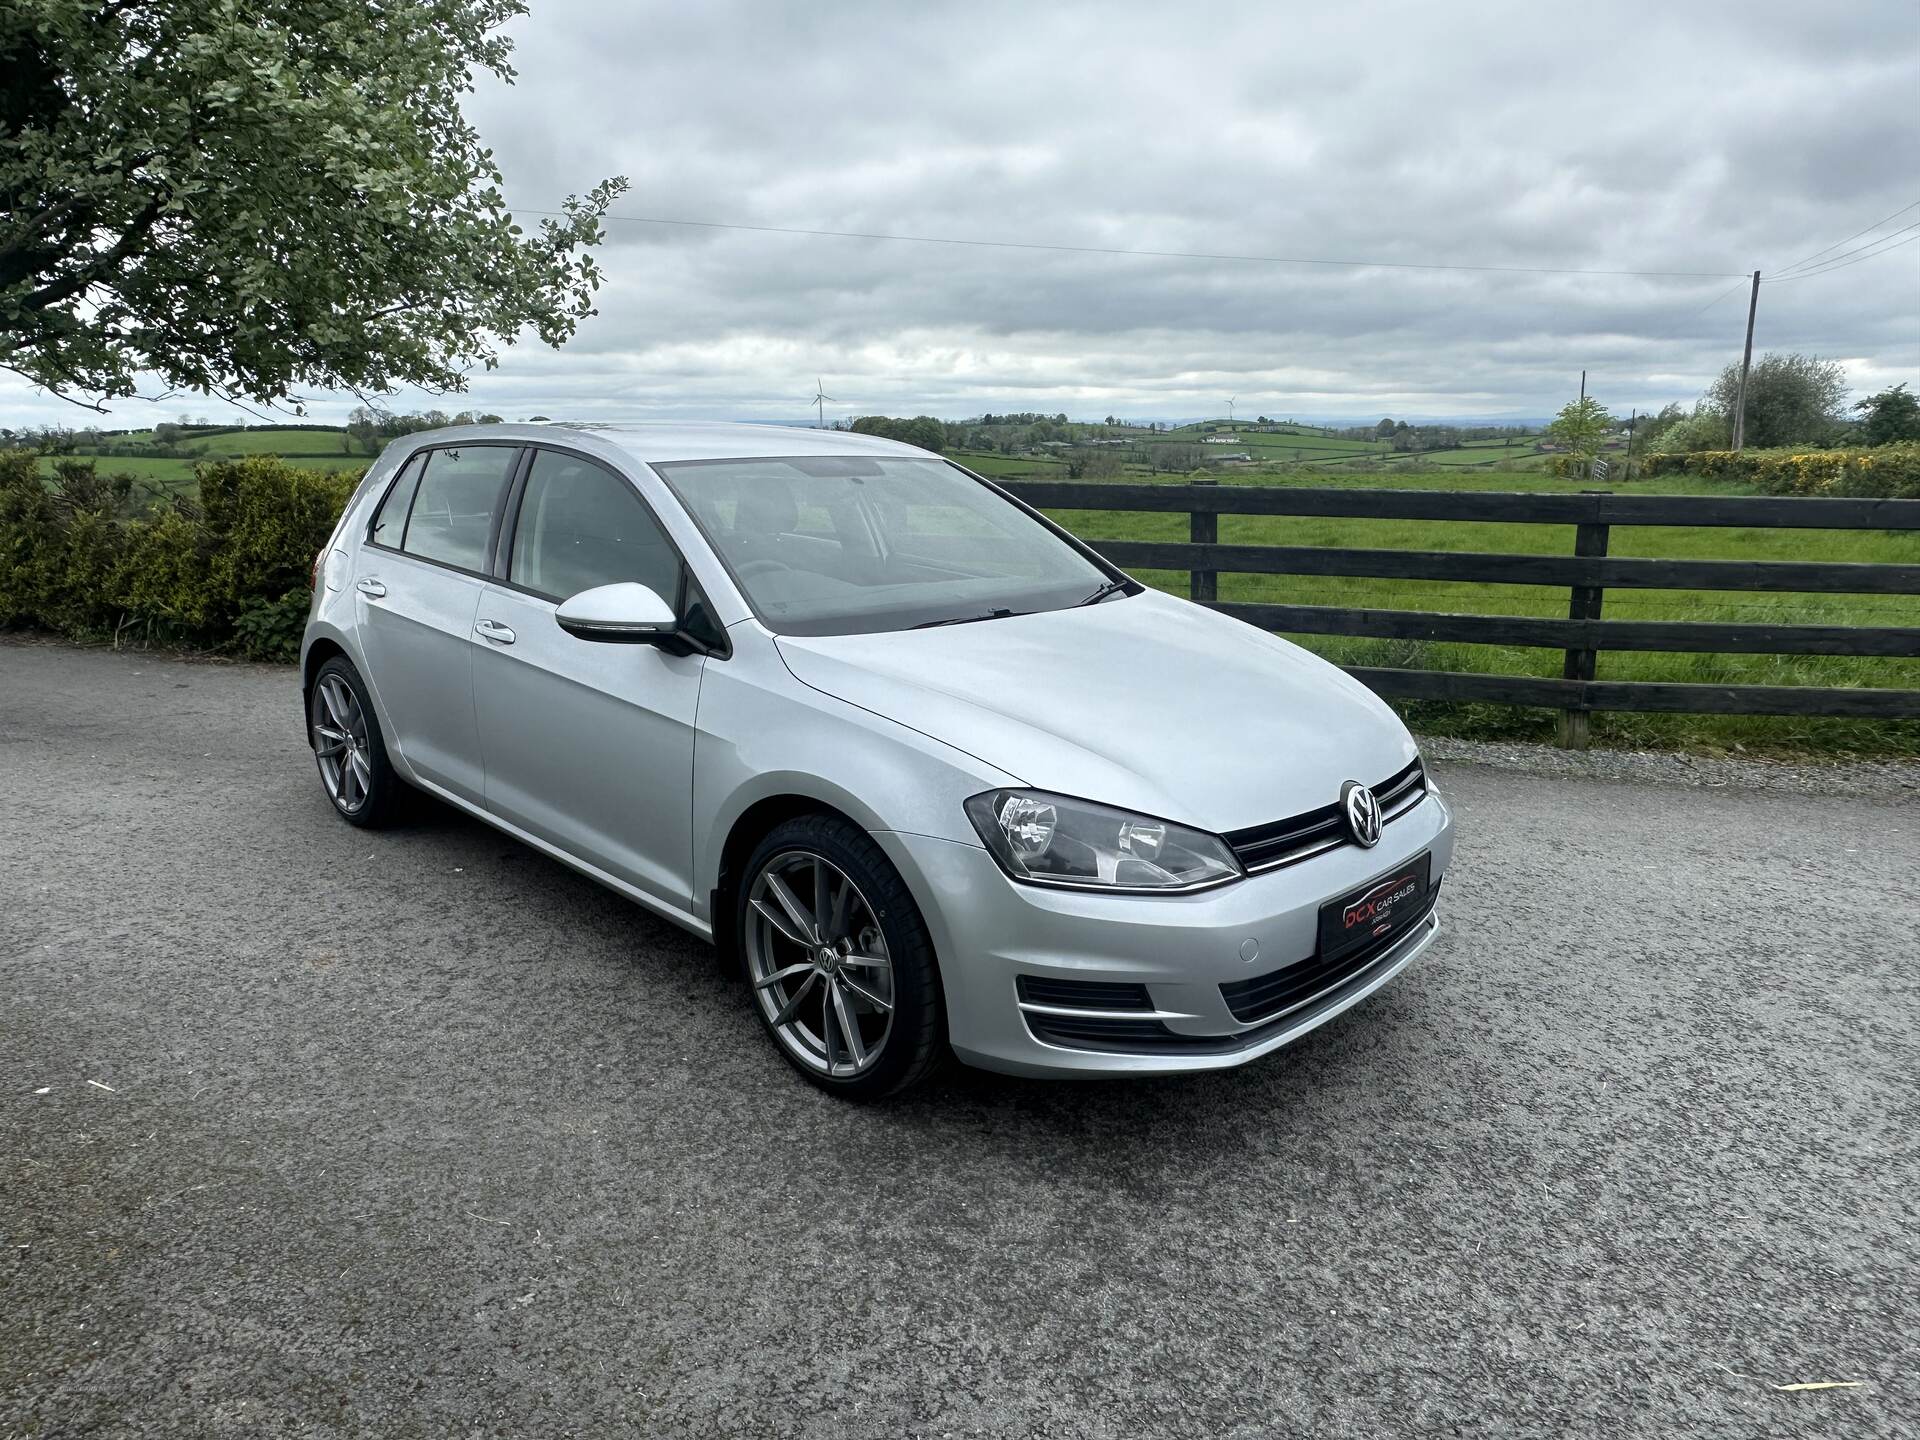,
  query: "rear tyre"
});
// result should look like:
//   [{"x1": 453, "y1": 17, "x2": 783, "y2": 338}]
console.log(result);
[
  {"x1": 309, "y1": 656, "x2": 400, "y2": 828},
  {"x1": 738, "y1": 813, "x2": 946, "y2": 1099}
]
